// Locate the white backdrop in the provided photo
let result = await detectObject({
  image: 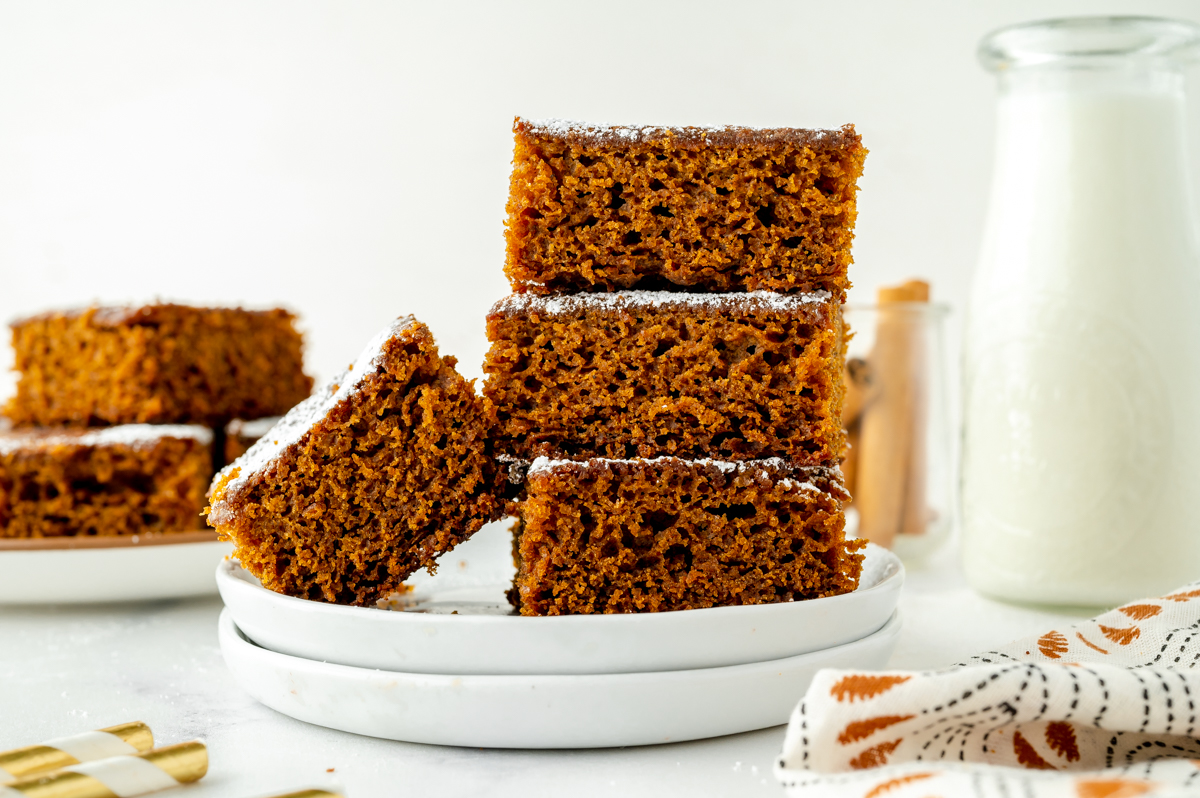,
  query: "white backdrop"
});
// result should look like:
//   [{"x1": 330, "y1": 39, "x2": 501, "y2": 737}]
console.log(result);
[{"x1": 0, "y1": 0, "x2": 1197, "y2": 397}]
